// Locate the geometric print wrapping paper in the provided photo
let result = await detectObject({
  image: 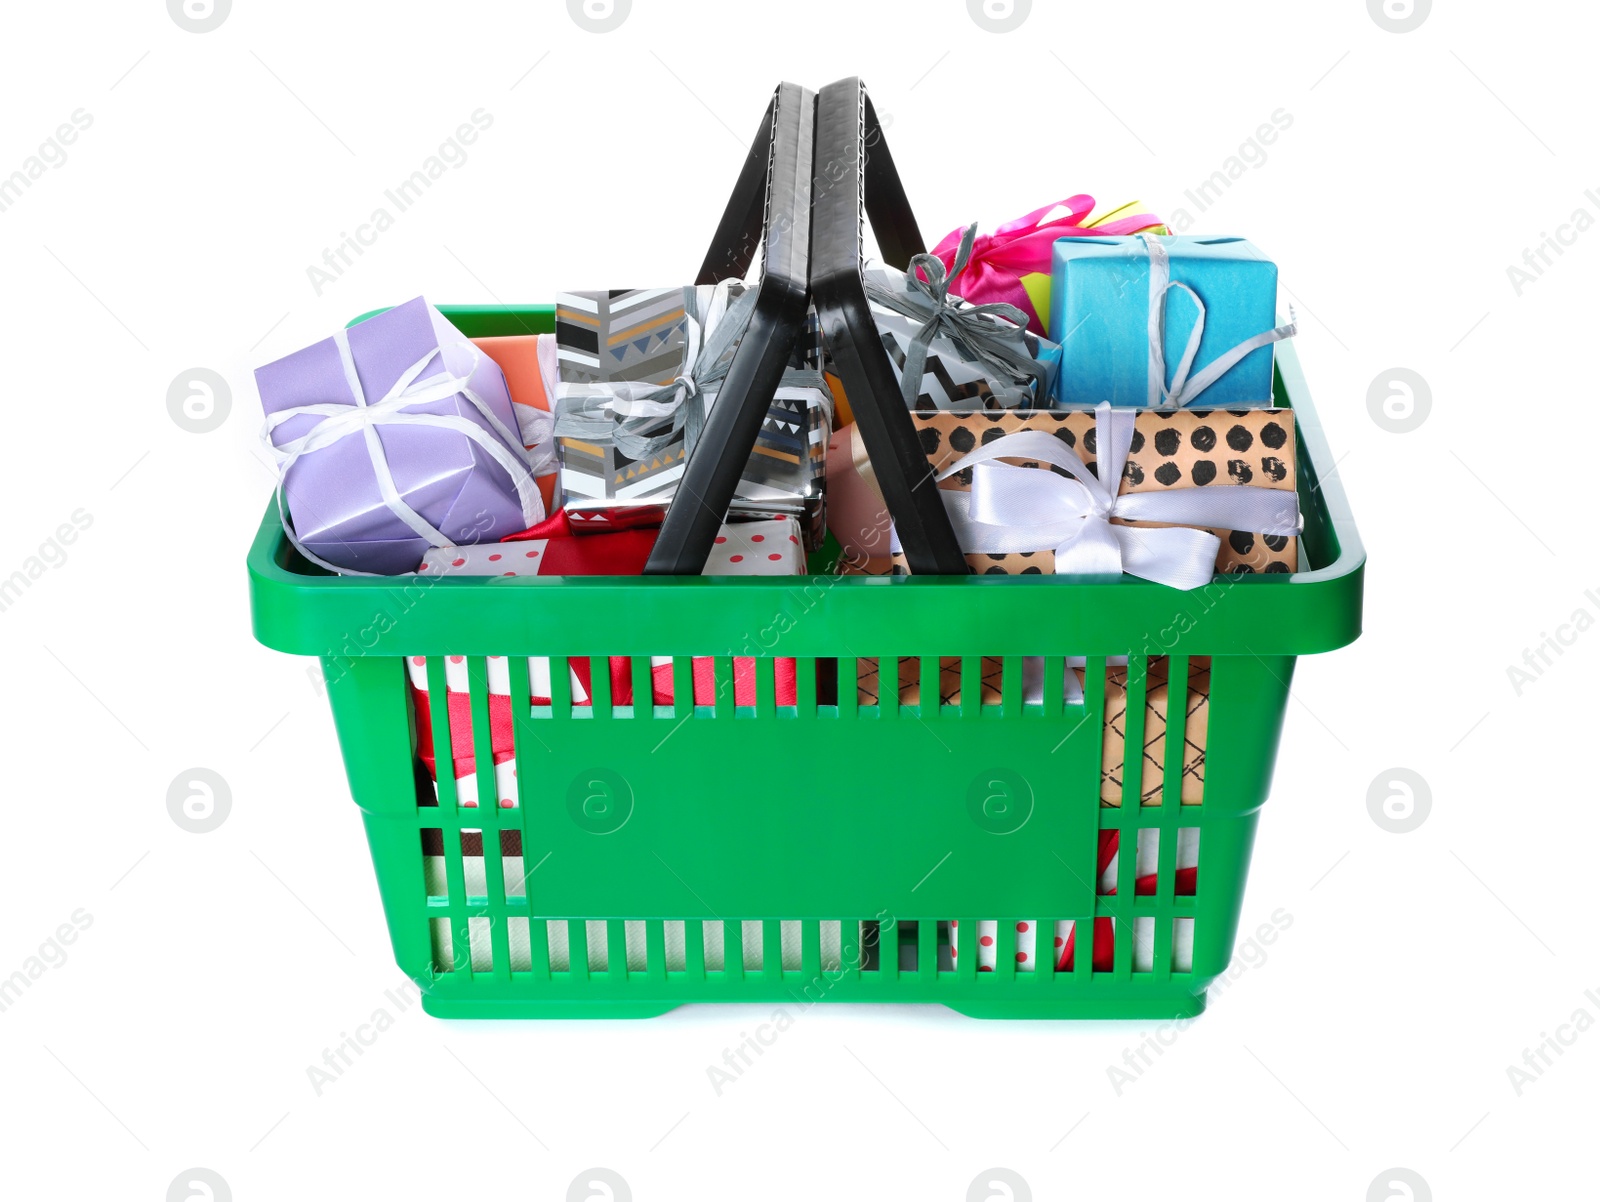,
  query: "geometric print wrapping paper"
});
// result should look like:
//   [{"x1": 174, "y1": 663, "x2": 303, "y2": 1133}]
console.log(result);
[
  {"x1": 862, "y1": 264, "x2": 1060, "y2": 411},
  {"x1": 553, "y1": 285, "x2": 830, "y2": 520}
]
